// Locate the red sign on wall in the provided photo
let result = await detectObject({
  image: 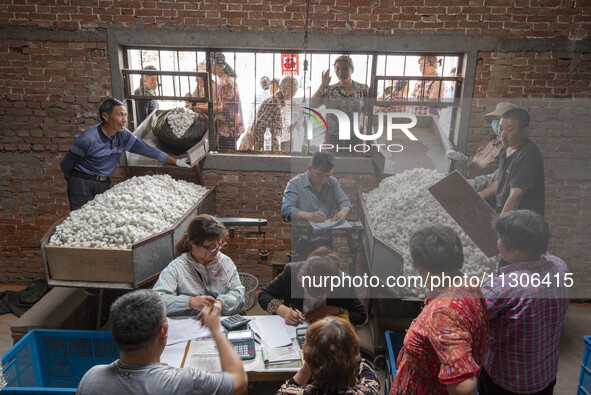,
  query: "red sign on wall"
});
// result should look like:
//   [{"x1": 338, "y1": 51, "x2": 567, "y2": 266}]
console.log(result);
[{"x1": 281, "y1": 53, "x2": 299, "y2": 76}]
